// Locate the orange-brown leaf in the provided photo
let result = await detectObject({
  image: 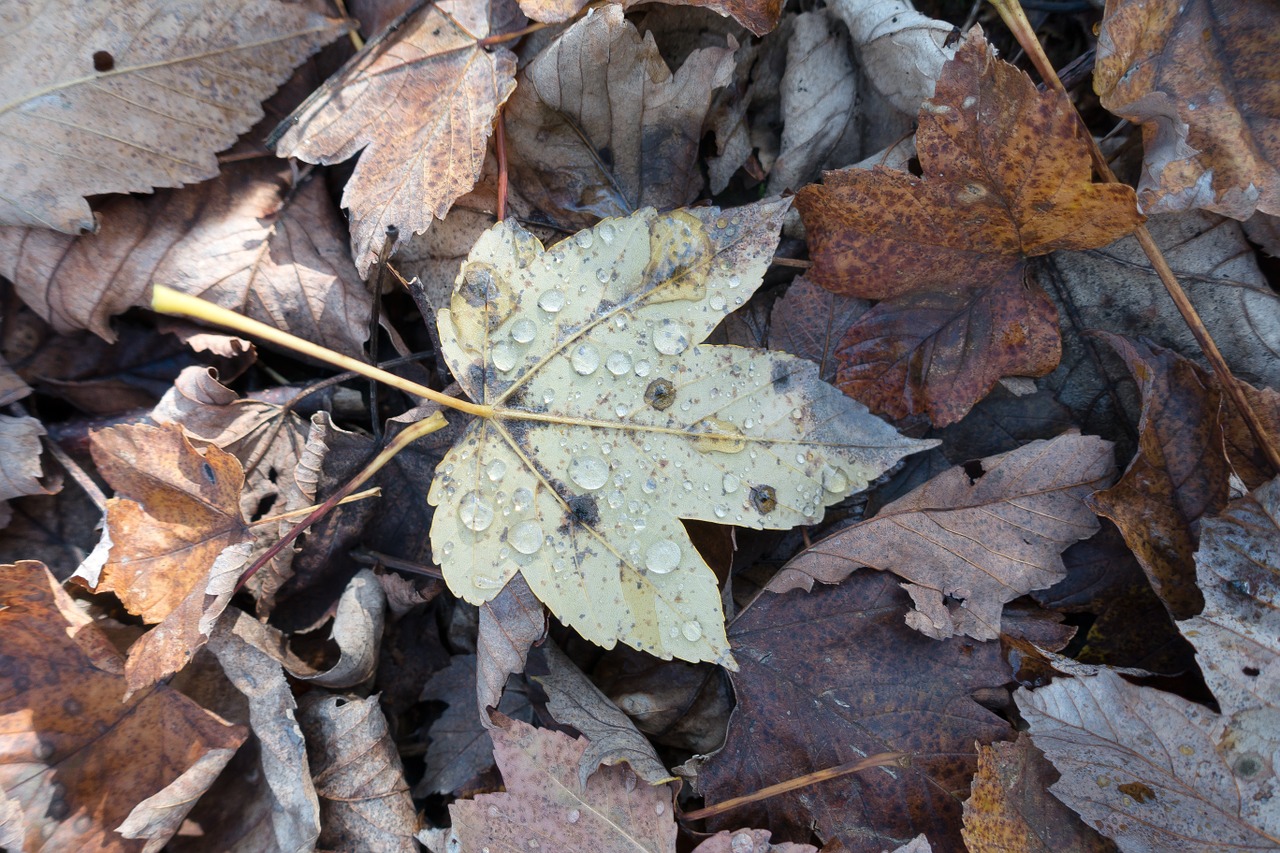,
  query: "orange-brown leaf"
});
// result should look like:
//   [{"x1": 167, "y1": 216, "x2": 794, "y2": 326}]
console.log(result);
[
  {"x1": 795, "y1": 28, "x2": 1142, "y2": 425},
  {"x1": 0, "y1": 561, "x2": 245, "y2": 852},
  {"x1": 1095, "y1": 0, "x2": 1280, "y2": 218},
  {"x1": 271, "y1": 0, "x2": 518, "y2": 276}
]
